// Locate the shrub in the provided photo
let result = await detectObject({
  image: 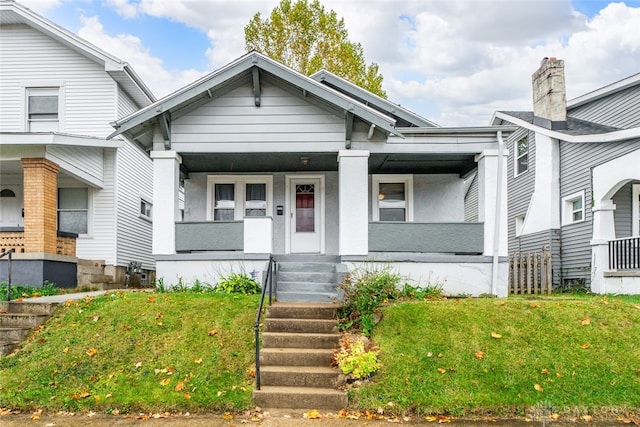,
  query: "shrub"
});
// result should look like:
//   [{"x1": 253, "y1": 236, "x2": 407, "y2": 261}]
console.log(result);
[
  {"x1": 338, "y1": 265, "x2": 401, "y2": 336},
  {"x1": 216, "y1": 272, "x2": 261, "y2": 294},
  {"x1": 333, "y1": 333, "x2": 380, "y2": 380},
  {"x1": 0, "y1": 282, "x2": 60, "y2": 301}
]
